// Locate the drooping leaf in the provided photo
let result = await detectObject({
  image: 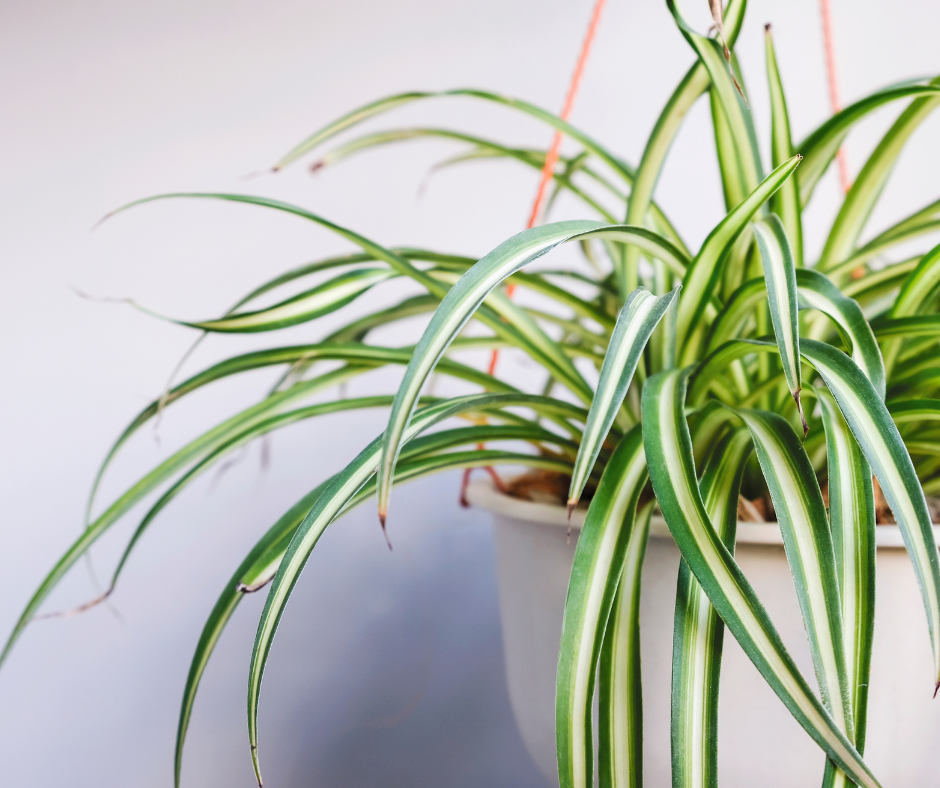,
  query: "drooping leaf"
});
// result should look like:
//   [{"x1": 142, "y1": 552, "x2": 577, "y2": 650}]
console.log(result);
[
  {"x1": 800, "y1": 339, "x2": 940, "y2": 688},
  {"x1": 671, "y1": 428, "x2": 751, "y2": 788},
  {"x1": 641, "y1": 367, "x2": 880, "y2": 788},
  {"x1": 817, "y1": 386, "x2": 876, "y2": 788},
  {"x1": 752, "y1": 215, "x2": 804, "y2": 430},
  {"x1": 597, "y1": 501, "x2": 653, "y2": 788},
  {"x1": 732, "y1": 408, "x2": 853, "y2": 746},
  {"x1": 556, "y1": 426, "x2": 648, "y2": 788}
]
